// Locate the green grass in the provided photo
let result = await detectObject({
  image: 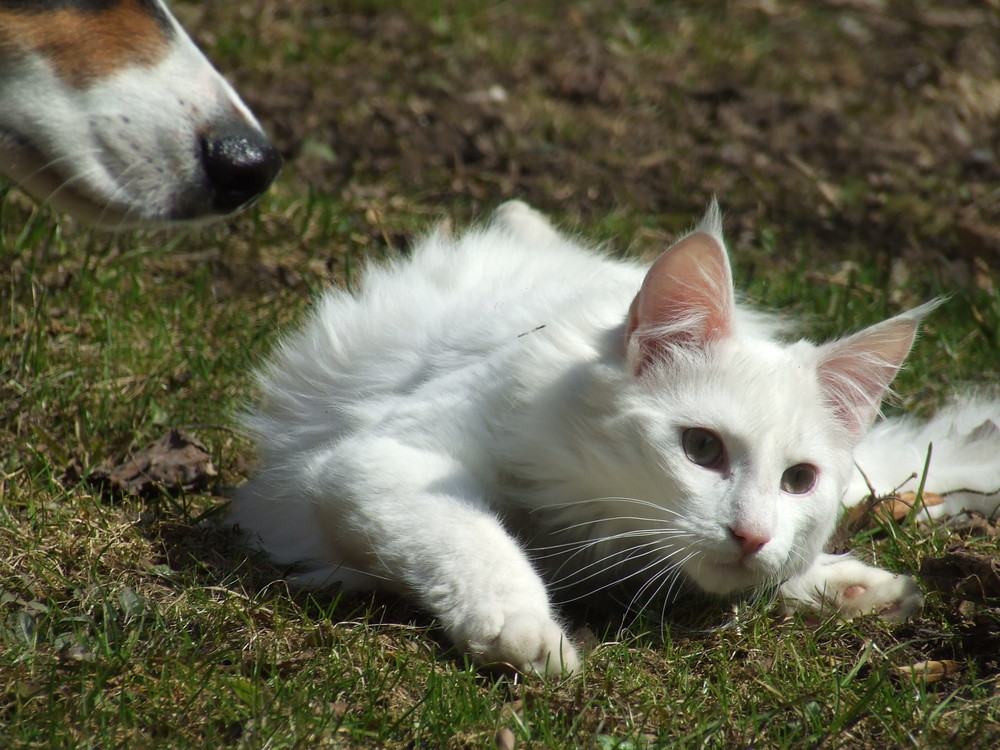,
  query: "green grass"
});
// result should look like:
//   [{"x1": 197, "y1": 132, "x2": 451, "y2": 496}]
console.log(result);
[{"x1": 3, "y1": 1, "x2": 1000, "y2": 747}]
